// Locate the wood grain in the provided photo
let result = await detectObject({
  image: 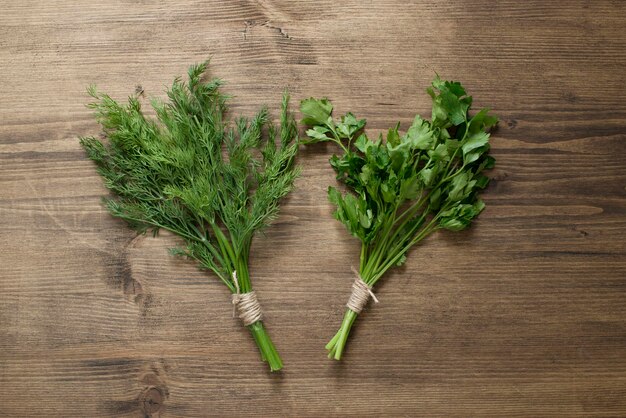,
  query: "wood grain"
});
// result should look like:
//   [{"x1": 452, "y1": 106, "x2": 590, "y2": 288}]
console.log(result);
[{"x1": 1, "y1": 0, "x2": 626, "y2": 416}]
